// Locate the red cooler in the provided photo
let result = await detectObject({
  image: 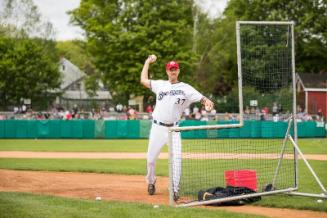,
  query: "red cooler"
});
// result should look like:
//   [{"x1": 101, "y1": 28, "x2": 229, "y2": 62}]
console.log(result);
[{"x1": 224, "y1": 169, "x2": 257, "y2": 191}]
